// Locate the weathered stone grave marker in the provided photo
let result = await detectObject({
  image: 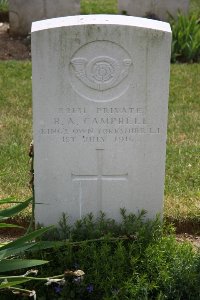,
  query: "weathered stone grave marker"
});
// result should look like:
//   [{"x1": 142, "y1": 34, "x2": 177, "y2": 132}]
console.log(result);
[
  {"x1": 9, "y1": 0, "x2": 80, "y2": 36},
  {"x1": 32, "y1": 15, "x2": 171, "y2": 226},
  {"x1": 118, "y1": 0, "x2": 189, "y2": 21}
]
